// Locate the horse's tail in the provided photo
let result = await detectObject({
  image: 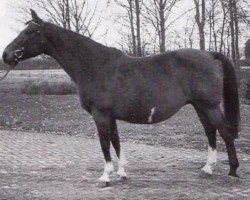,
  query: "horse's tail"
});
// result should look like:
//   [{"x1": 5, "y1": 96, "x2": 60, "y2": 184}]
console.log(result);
[{"x1": 210, "y1": 52, "x2": 240, "y2": 139}]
